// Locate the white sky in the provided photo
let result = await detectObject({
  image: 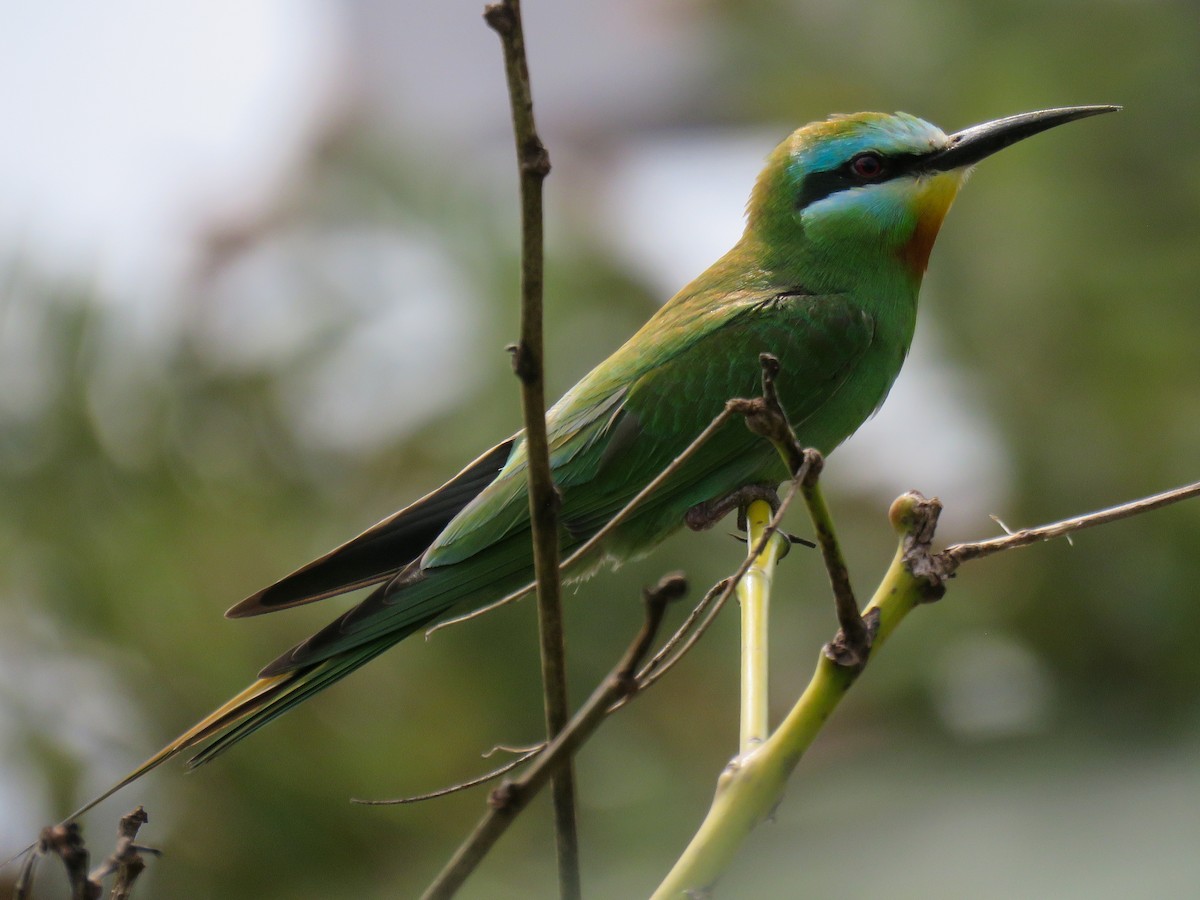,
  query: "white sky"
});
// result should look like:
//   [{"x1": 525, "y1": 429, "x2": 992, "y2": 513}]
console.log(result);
[{"x1": 0, "y1": 0, "x2": 344, "y2": 303}]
